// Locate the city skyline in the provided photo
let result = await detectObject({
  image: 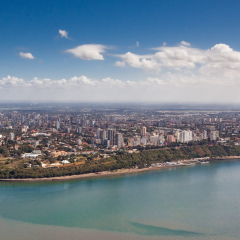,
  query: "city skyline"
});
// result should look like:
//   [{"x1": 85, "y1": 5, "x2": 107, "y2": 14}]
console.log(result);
[{"x1": 1, "y1": 0, "x2": 240, "y2": 102}]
